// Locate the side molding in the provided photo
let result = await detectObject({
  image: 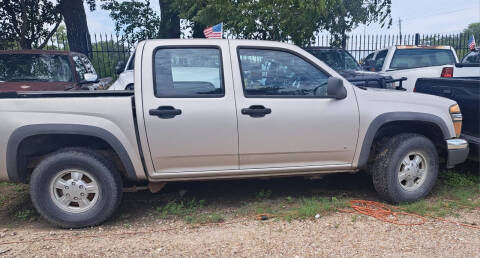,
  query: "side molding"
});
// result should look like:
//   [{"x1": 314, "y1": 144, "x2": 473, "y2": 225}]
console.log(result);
[
  {"x1": 357, "y1": 112, "x2": 451, "y2": 169},
  {"x1": 6, "y1": 124, "x2": 138, "y2": 183}
]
